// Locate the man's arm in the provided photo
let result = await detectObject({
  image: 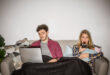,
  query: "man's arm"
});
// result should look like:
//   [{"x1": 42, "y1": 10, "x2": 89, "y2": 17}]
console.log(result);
[
  {"x1": 48, "y1": 42, "x2": 63, "y2": 63},
  {"x1": 55, "y1": 42, "x2": 63, "y2": 60},
  {"x1": 31, "y1": 40, "x2": 40, "y2": 47}
]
